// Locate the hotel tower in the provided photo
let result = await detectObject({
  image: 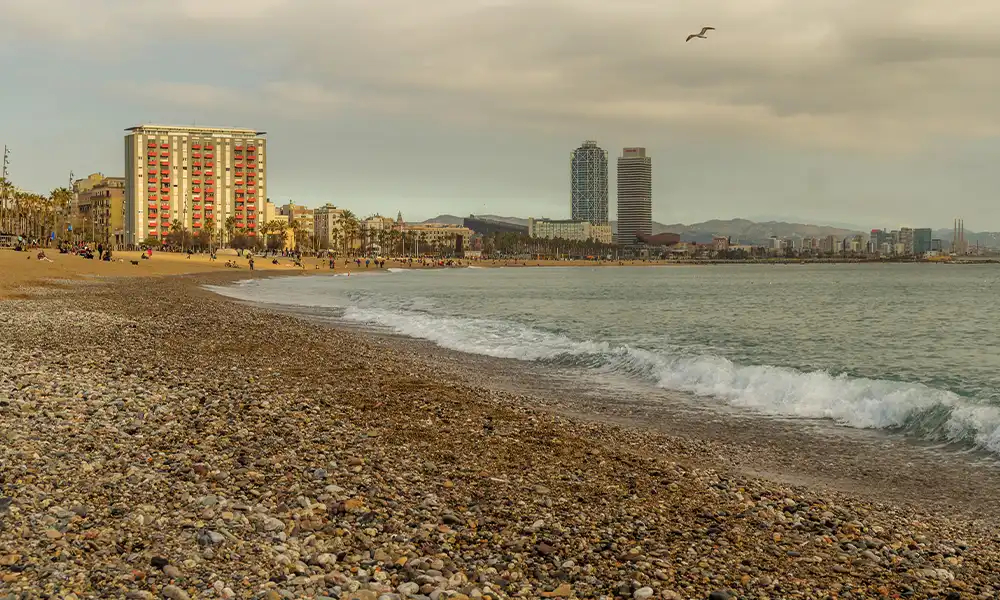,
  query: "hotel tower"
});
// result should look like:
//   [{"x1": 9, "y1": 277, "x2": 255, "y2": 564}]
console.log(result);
[{"x1": 124, "y1": 125, "x2": 267, "y2": 244}]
